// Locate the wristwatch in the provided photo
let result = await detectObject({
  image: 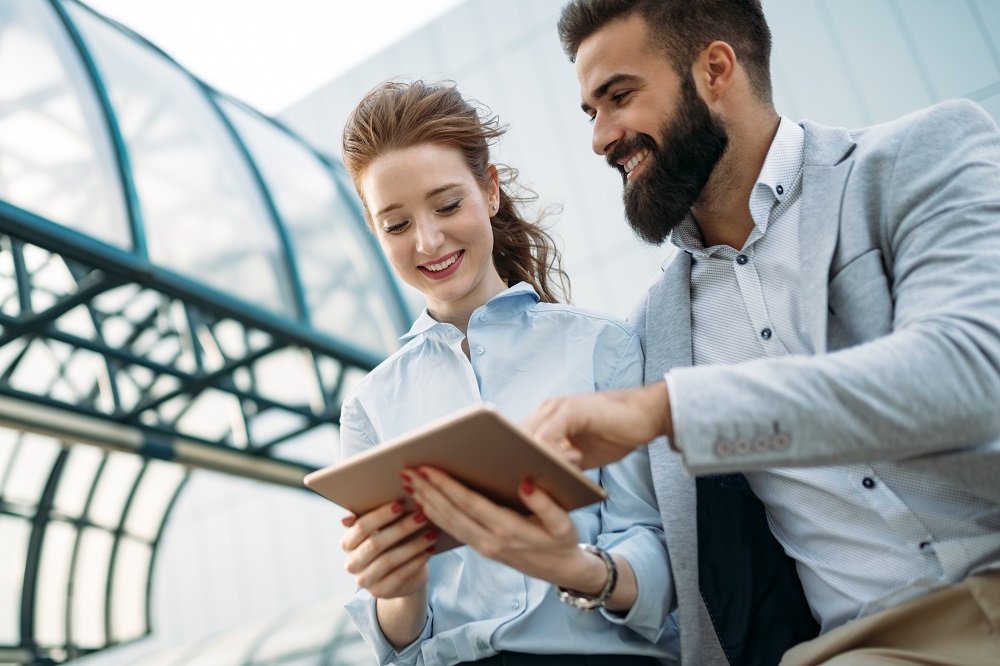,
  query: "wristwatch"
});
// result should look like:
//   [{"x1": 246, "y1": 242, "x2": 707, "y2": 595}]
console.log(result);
[{"x1": 556, "y1": 544, "x2": 618, "y2": 611}]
